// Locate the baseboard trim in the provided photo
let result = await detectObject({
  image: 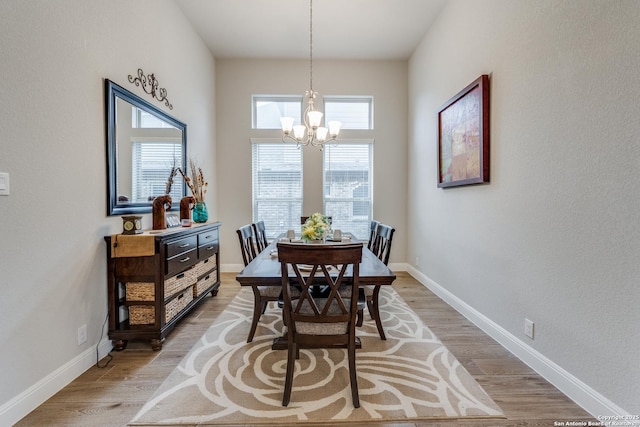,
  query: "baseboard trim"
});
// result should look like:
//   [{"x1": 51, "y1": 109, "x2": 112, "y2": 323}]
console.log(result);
[
  {"x1": 0, "y1": 338, "x2": 113, "y2": 425},
  {"x1": 406, "y1": 265, "x2": 630, "y2": 420}
]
